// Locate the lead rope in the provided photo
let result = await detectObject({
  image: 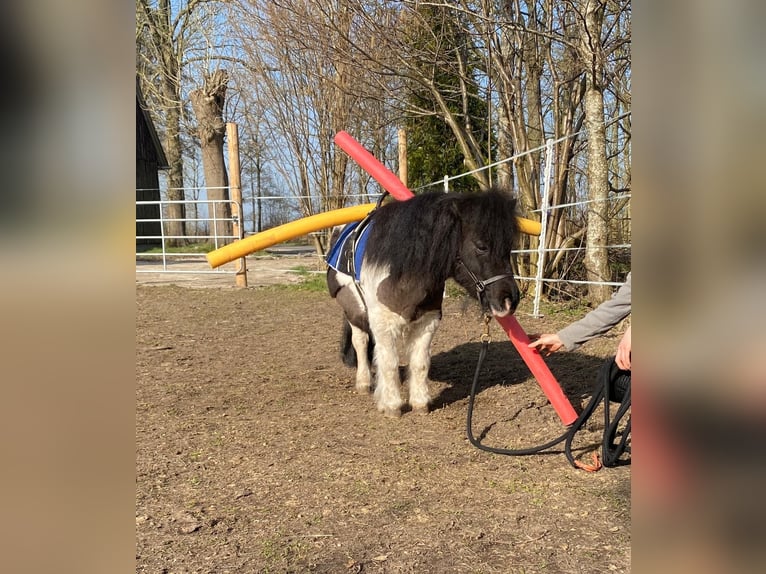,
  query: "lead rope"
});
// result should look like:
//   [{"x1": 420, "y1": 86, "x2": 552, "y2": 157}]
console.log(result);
[
  {"x1": 563, "y1": 359, "x2": 631, "y2": 470},
  {"x1": 466, "y1": 316, "x2": 630, "y2": 469},
  {"x1": 459, "y1": 262, "x2": 624, "y2": 467},
  {"x1": 466, "y1": 315, "x2": 570, "y2": 456}
]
